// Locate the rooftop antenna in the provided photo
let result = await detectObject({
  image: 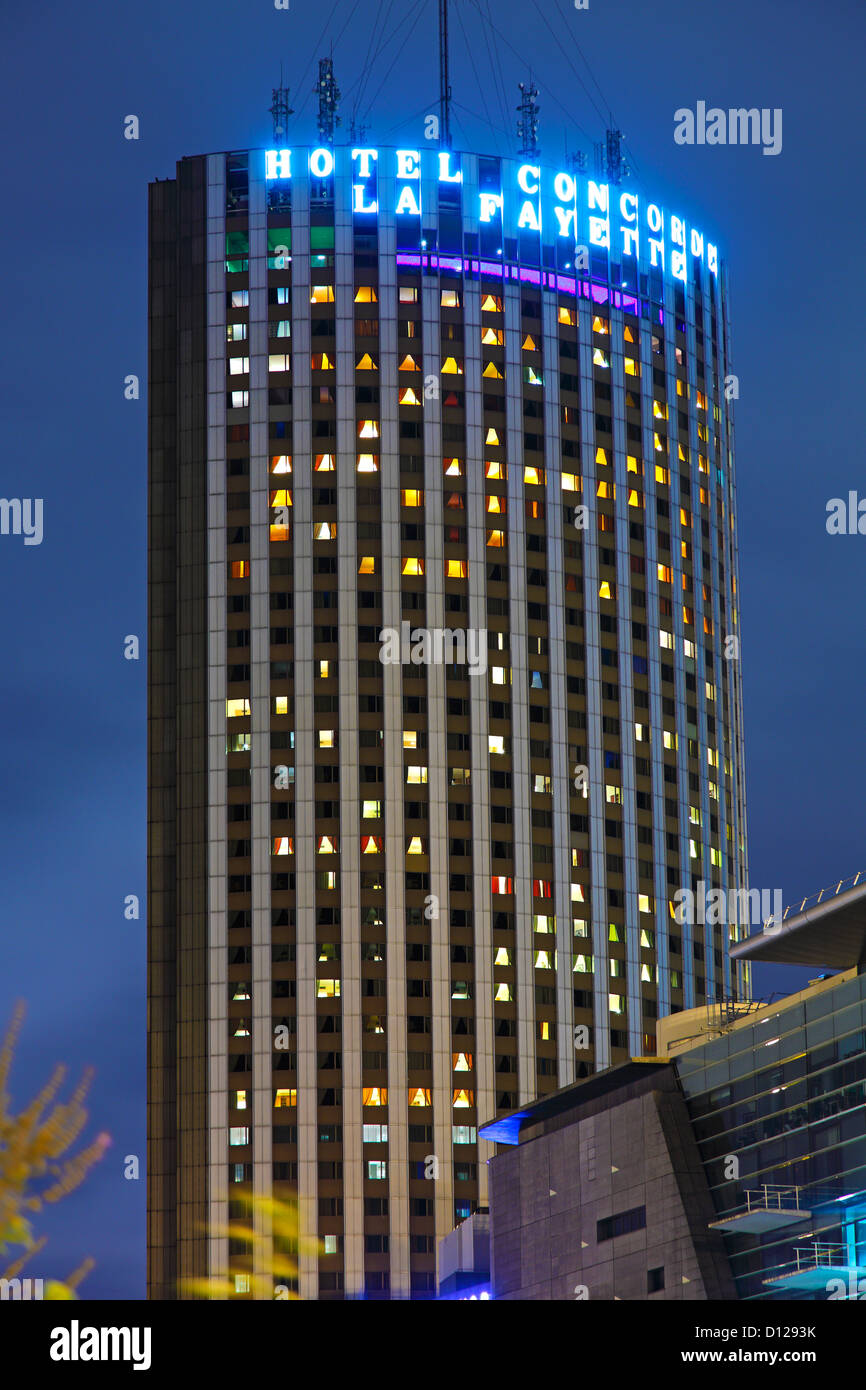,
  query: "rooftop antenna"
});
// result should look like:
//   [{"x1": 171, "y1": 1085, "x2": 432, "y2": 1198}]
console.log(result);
[
  {"x1": 348, "y1": 118, "x2": 368, "y2": 143},
  {"x1": 270, "y1": 65, "x2": 294, "y2": 143},
  {"x1": 594, "y1": 127, "x2": 630, "y2": 184},
  {"x1": 315, "y1": 54, "x2": 341, "y2": 144},
  {"x1": 439, "y1": 0, "x2": 452, "y2": 148},
  {"x1": 517, "y1": 79, "x2": 540, "y2": 156}
]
